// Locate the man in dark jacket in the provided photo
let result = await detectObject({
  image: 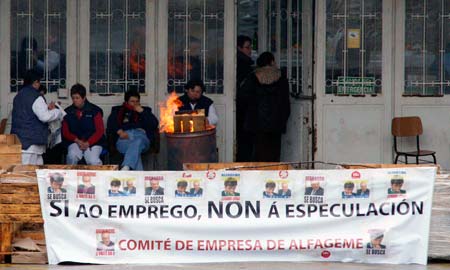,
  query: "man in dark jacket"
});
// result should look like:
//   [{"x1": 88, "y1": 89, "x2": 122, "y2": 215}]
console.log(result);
[
  {"x1": 239, "y1": 52, "x2": 290, "y2": 162},
  {"x1": 62, "y1": 84, "x2": 105, "y2": 165},
  {"x1": 107, "y1": 89, "x2": 158, "y2": 170},
  {"x1": 236, "y1": 35, "x2": 254, "y2": 161},
  {"x1": 11, "y1": 69, "x2": 63, "y2": 165},
  {"x1": 178, "y1": 80, "x2": 218, "y2": 126}
]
